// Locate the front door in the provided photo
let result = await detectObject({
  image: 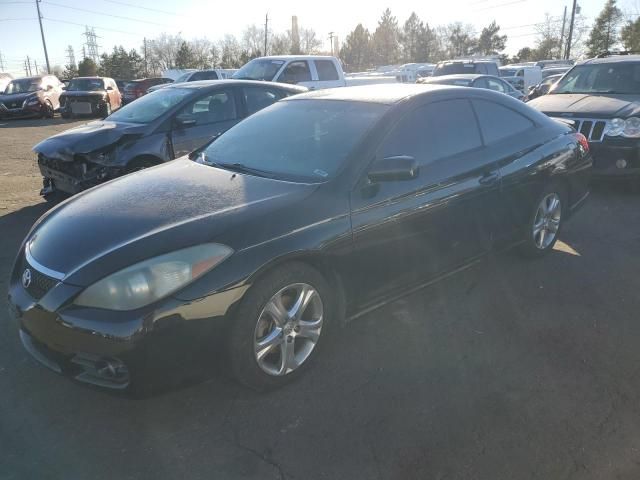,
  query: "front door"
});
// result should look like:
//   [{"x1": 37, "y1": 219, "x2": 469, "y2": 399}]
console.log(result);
[
  {"x1": 170, "y1": 88, "x2": 240, "y2": 158},
  {"x1": 349, "y1": 98, "x2": 503, "y2": 308}
]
